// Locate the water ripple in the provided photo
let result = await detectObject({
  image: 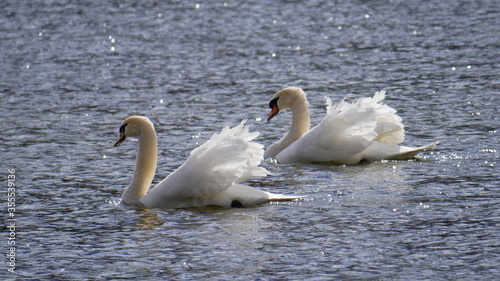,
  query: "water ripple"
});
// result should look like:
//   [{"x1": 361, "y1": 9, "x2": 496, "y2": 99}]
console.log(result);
[{"x1": 2, "y1": 0, "x2": 499, "y2": 280}]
